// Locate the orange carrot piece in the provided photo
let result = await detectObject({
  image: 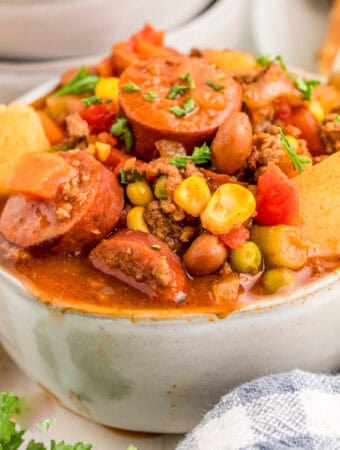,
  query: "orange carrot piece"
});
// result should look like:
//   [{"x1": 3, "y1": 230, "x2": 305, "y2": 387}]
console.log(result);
[{"x1": 36, "y1": 110, "x2": 65, "y2": 145}]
